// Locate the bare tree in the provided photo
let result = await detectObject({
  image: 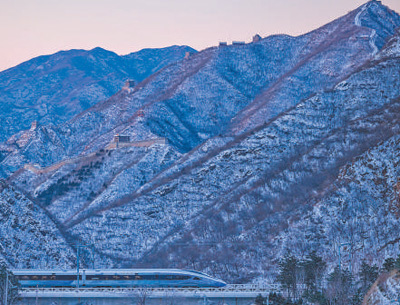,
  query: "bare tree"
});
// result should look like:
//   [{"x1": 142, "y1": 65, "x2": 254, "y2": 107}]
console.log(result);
[{"x1": 0, "y1": 264, "x2": 20, "y2": 305}]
